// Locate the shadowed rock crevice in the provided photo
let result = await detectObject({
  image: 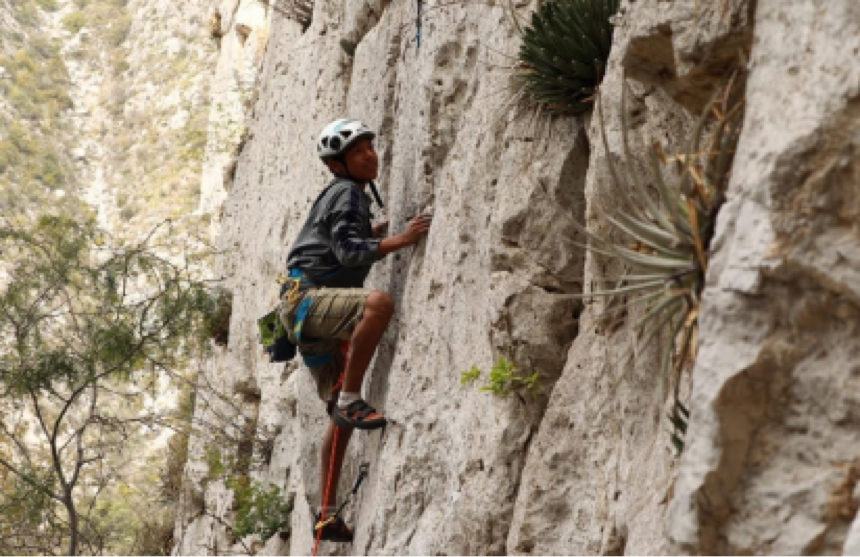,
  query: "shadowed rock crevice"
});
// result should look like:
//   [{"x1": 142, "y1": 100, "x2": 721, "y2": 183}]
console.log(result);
[
  {"x1": 489, "y1": 122, "x2": 590, "y2": 403},
  {"x1": 623, "y1": 0, "x2": 757, "y2": 113}
]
